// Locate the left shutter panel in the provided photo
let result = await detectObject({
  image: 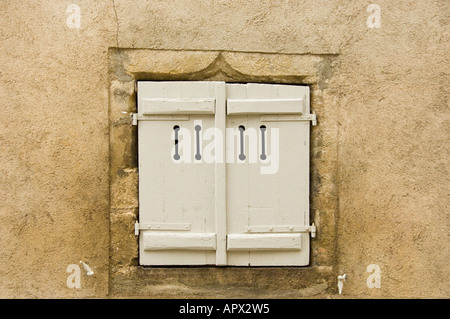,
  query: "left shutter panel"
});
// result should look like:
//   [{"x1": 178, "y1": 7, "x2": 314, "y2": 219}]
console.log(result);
[{"x1": 136, "y1": 81, "x2": 225, "y2": 265}]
